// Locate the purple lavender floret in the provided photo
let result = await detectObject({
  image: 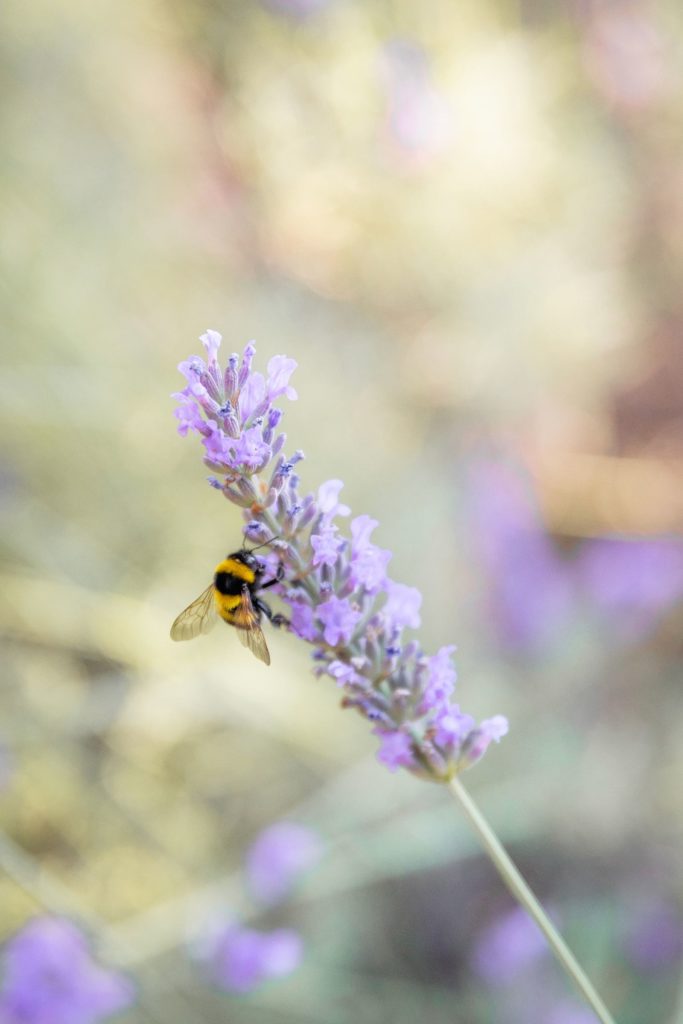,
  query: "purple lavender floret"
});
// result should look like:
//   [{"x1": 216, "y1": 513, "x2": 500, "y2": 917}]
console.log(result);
[
  {"x1": 0, "y1": 917, "x2": 134, "y2": 1024},
  {"x1": 205, "y1": 924, "x2": 302, "y2": 994},
  {"x1": 246, "y1": 822, "x2": 323, "y2": 906},
  {"x1": 173, "y1": 331, "x2": 508, "y2": 781},
  {"x1": 471, "y1": 905, "x2": 549, "y2": 984}
]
